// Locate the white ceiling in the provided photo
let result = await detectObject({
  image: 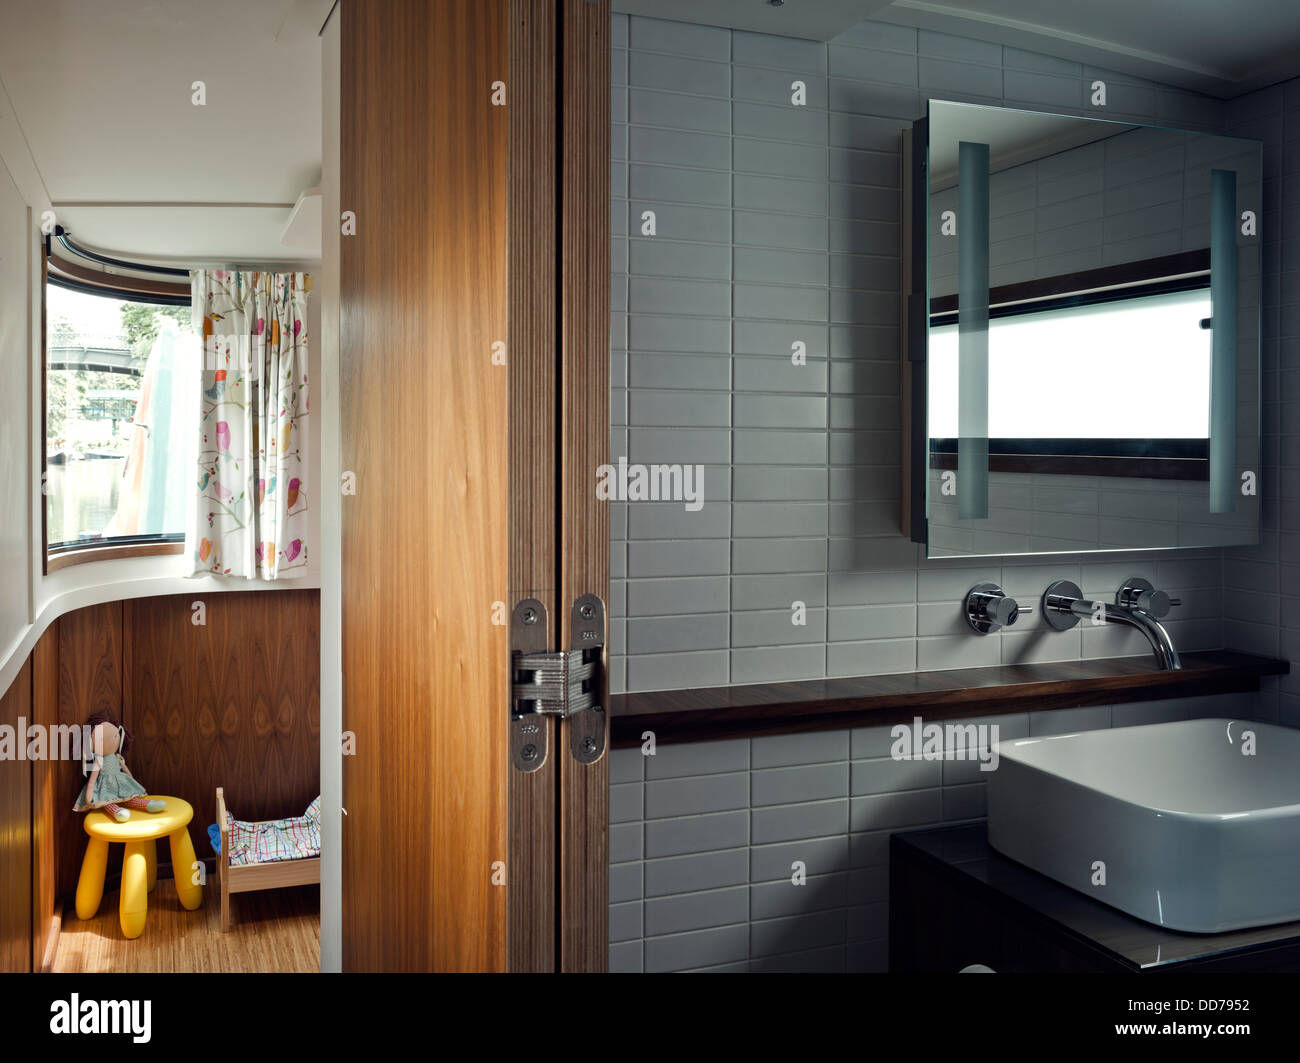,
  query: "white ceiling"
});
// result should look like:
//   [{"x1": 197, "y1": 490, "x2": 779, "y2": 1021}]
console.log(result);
[
  {"x1": 879, "y1": 0, "x2": 1300, "y2": 97},
  {"x1": 5, "y1": 0, "x2": 1296, "y2": 266},
  {"x1": 0, "y1": 0, "x2": 326, "y2": 262},
  {"x1": 614, "y1": 0, "x2": 1300, "y2": 97},
  {"x1": 53, "y1": 205, "x2": 313, "y2": 264}
]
